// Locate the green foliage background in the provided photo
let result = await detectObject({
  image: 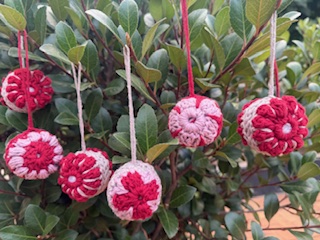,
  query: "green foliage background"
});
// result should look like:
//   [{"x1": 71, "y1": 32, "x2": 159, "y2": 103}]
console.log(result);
[{"x1": 0, "y1": 0, "x2": 319, "y2": 239}]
